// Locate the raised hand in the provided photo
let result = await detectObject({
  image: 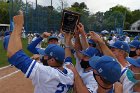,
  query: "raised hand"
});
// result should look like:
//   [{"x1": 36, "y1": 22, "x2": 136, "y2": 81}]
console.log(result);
[
  {"x1": 13, "y1": 10, "x2": 24, "y2": 27},
  {"x1": 66, "y1": 64, "x2": 77, "y2": 74},
  {"x1": 31, "y1": 54, "x2": 40, "y2": 62},
  {"x1": 41, "y1": 32, "x2": 51, "y2": 38},
  {"x1": 8, "y1": 11, "x2": 24, "y2": 57},
  {"x1": 64, "y1": 32, "x2": 72, "y2": 46},
  {"x1": 77, "y1": 23, "x2": 85, "y2": 35},
  {"x1": 89, "y1": 31, "x2": 103, "y2": 43}
]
